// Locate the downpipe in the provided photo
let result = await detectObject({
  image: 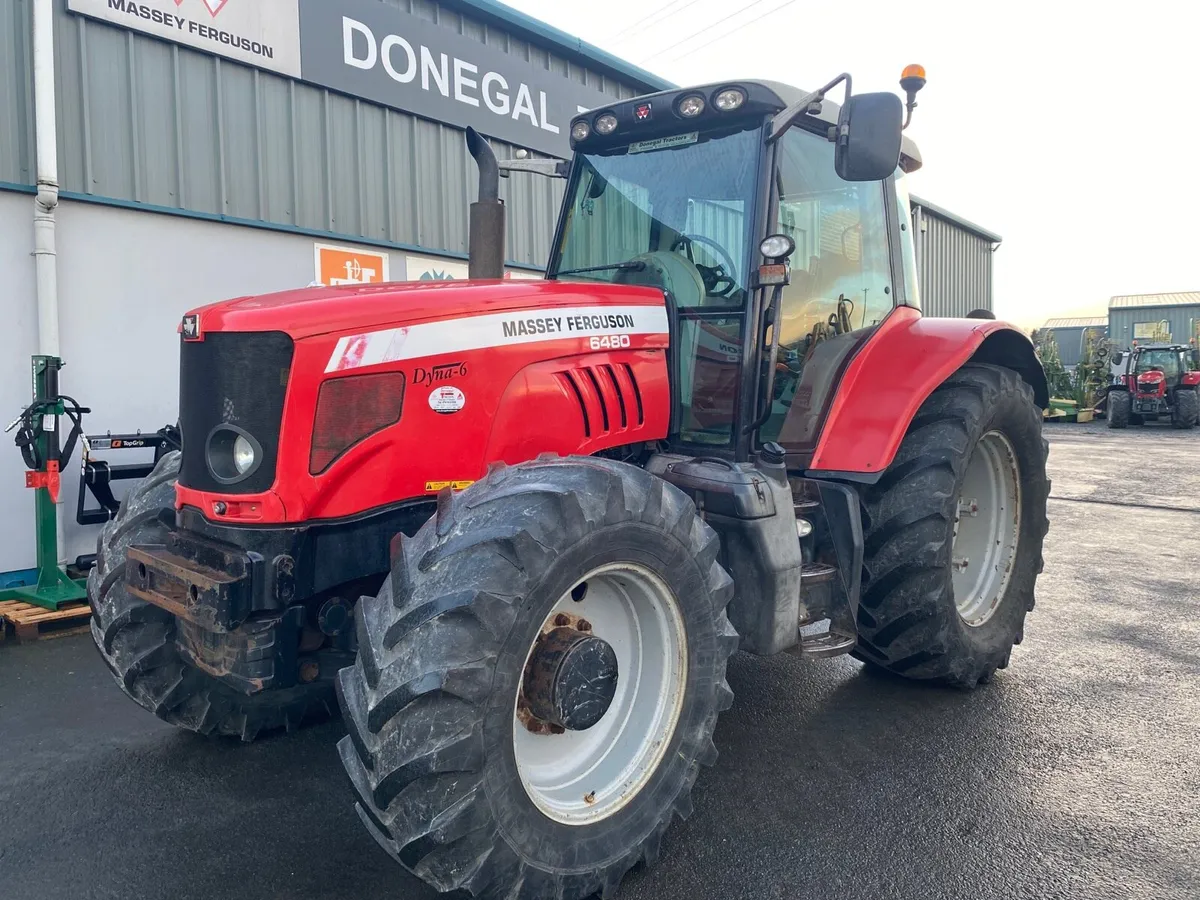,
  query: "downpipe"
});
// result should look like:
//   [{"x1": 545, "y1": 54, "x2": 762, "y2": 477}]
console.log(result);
[
  {"x1": 465, "y1": 127, "x2": 506, "y2": 280},
  {"x1": 33, "y1": 0, "x2": 66, "y2": 560}
]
